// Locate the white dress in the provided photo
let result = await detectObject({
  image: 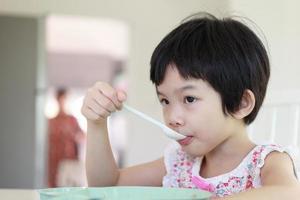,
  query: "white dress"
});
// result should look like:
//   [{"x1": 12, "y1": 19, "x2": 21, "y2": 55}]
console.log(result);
[{"x1": 163, "y1": 142, "x2": 298, "y2": 197}]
